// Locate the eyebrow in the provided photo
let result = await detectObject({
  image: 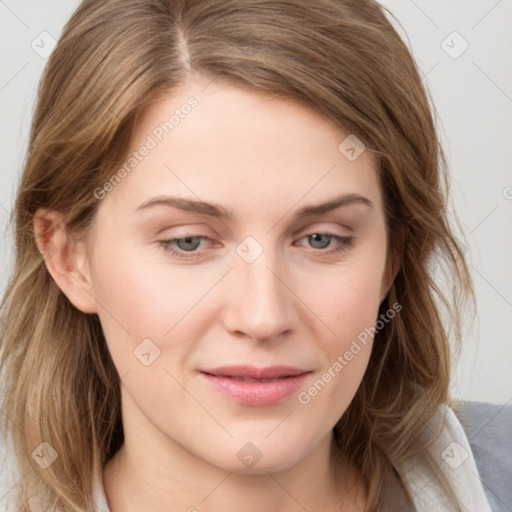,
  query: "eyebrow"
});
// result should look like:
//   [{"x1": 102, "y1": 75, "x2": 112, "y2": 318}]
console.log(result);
[{"x1": 135, "y1": 193, "x2": 373, "y2": 222}]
